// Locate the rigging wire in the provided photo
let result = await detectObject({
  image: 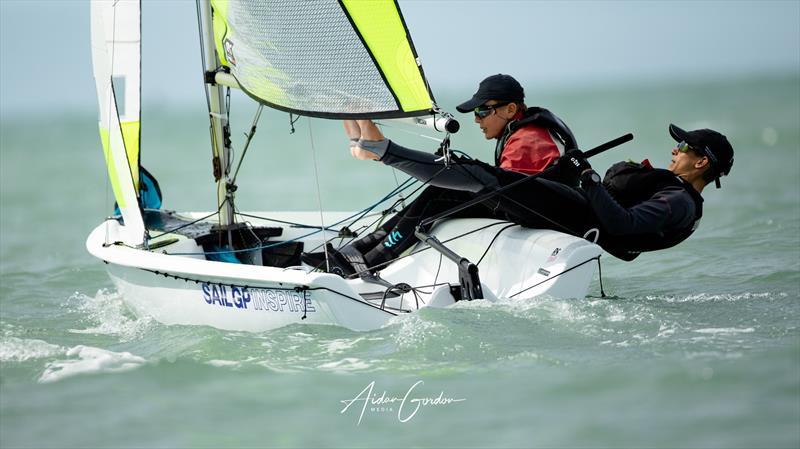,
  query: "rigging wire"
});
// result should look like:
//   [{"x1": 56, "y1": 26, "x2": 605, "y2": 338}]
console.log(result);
[
  {"x1": 343, "y1": 220, "x2": 513, "y2": 279},
  {"x1": 195, "y1": 0, "x2": 211, "y2": 113},
  {"x1": 145, "y1": 200, "x2": 229, "y2": 241},
  {"x1": 230, "y1": 104, "x2": 264, "y2": 185},
  {"x1": 509, "y1": 256, "x2": 600, "y2": 298},
  {"x1": 103, "y1": 2, "x2": 119, "y2": 246},
  {"x1": 307, "y1": 118, "x2": 331, "y2": 272},
  {"x1": 374, "y1": 120, "x2": 443, "y2": 143}
]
